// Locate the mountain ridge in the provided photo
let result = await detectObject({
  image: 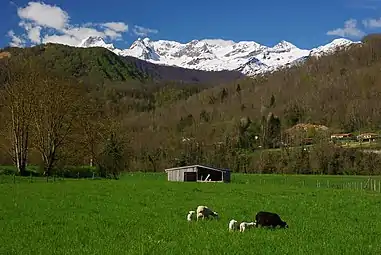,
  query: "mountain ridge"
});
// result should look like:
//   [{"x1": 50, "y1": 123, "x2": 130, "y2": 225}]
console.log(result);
[
  {"x1": 78, "y1": 36, "x2": 360, "y2": 76},
  {"x1": 0, "y1": 43, "x2": 244, "y2": 84}
]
